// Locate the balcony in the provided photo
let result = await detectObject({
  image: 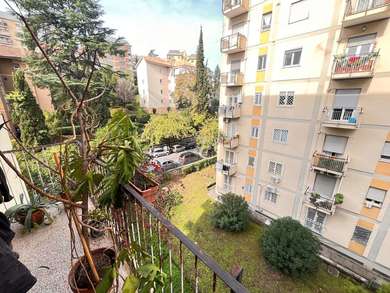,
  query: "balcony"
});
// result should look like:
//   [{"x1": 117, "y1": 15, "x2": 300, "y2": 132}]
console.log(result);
[
  {"x1": 219, "y1": 104, "x2": 241, "y2": 119},
  {"x1": 322, "y1": 107, "x2": 362, "y2": 129},
  {"x1": 312, "y1": 152, "x2": 348, "y2": 176},
  {"x1": 221, "y1": 33, "x2": 247, "y2": 54},
  {"x1": 221, "y1": 72, "x2": 244, "y2": 87},
  {"x1": 332, "y1": 52, "x2": 379, "y2": 79},
  {"x1": 304, "y1": 191, "x2": 337, "y2": 215},
  {"x1": 219, "y1": 134, "x2": 240, "y2": 149},
  {"x1": 222, "y1": 0, "x2": 249, "y2": 18},
  {"x1": 344, "y1": 0, "x2": 390, "y2": 27},
  {"x1": 216, "y1": 161, "x2": 238, "y2": 176}
]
